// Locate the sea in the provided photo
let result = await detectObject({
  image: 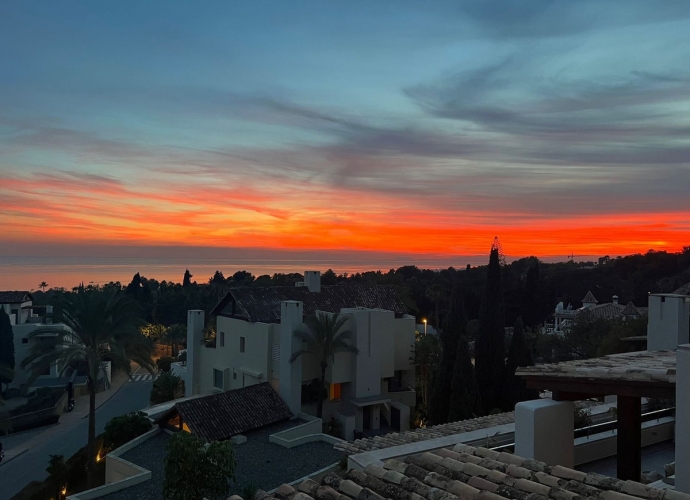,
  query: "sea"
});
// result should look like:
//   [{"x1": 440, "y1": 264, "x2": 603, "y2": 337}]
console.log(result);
[{"x1": 0, "y1": 254, "x2": 489, "y2": 291}]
